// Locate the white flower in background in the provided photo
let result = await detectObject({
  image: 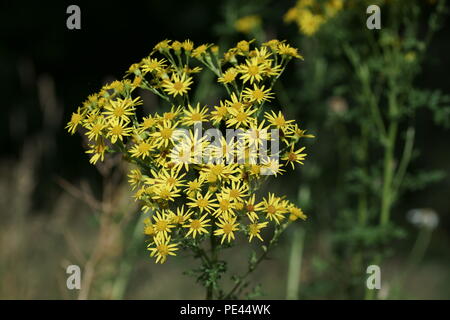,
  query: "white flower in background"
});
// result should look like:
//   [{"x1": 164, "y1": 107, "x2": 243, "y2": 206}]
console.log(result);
[{"x1": 407, "y1": 208, "x2": 439, "y2": 230}]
